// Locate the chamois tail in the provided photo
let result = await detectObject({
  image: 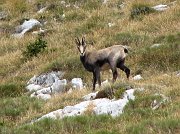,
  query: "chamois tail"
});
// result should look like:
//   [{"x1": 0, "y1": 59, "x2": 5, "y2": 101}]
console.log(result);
[{"x1": 124, "y1": 48, "x2": 128, "y2": 53}]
